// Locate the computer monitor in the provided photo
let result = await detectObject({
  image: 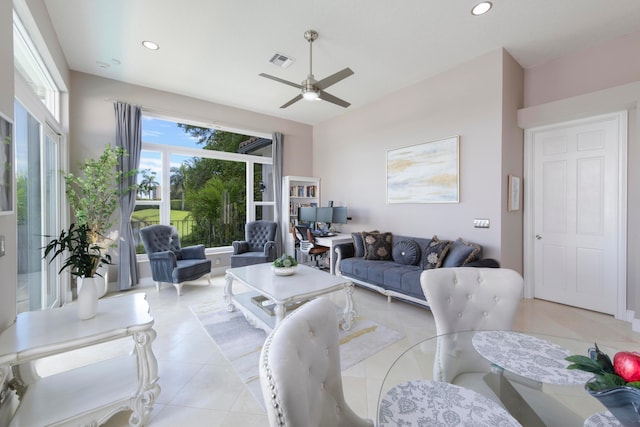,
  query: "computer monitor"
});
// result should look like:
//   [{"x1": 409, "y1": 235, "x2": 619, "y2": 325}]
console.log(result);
[
  {"x1": 316, "y1": 207, "x2": 334, "y2": 225},
  {"x1": 332, "y1": 206, "x2": 348, "y2": 224},
  {"x1": 298, "y1": 206, "x2": 316, "y2": 224}
]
